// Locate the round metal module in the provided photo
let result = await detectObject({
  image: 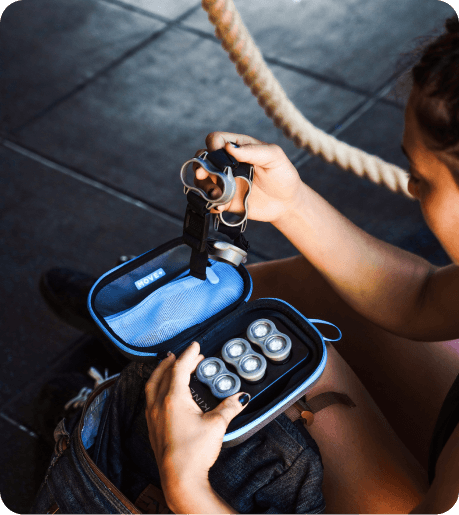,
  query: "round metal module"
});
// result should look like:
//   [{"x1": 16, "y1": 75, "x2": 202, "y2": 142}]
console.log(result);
[
  {"x1": 222, "y1": 338, "x2": 267, "y2": 382},
  {"x1": 247, "y1": 319, "x2": 292, "y2": 363},
  {"x1": 246, "y1": 319, "x2": 276, "y2": 345},
  {"x1": 263, "y1": 334, "x2": 292, "y2": 362},
  {"x1": 196, "y1": 357, "x2": 241, "y2": 399}
]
